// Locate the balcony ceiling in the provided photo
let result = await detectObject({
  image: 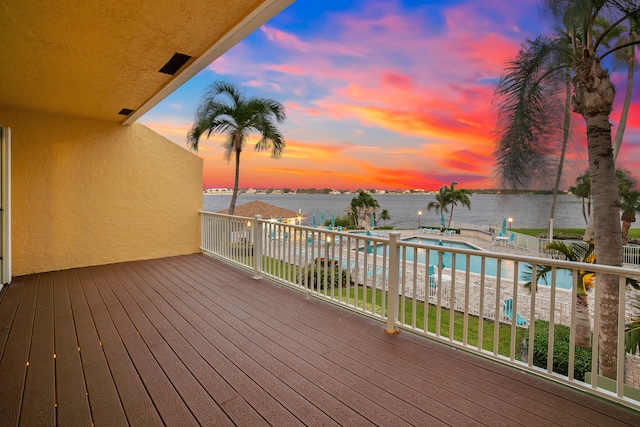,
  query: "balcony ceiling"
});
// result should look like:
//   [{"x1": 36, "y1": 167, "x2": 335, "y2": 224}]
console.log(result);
[{"x1": 0, "y1": 0, "x2": 294, "y2": 124}]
